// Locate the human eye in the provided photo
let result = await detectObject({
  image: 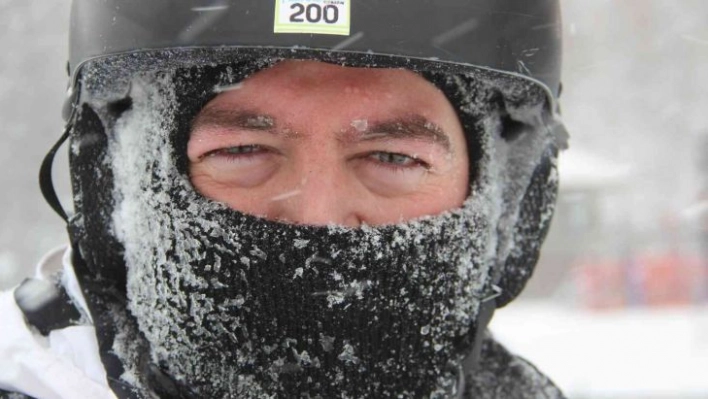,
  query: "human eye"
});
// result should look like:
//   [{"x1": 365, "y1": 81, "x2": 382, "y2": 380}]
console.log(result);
[
  {"x1": 354, "y1": 151, "x2": 432, "y2": 197},
  {"x1": 203, "y1": 144, "x2": 270, "y2": 162},
  {"x1": 191, "y1": 143, "x2": 280, "y2": 189},
  {"x1": 367, "y1": 151, "x2": 430, "y2": 171}
]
